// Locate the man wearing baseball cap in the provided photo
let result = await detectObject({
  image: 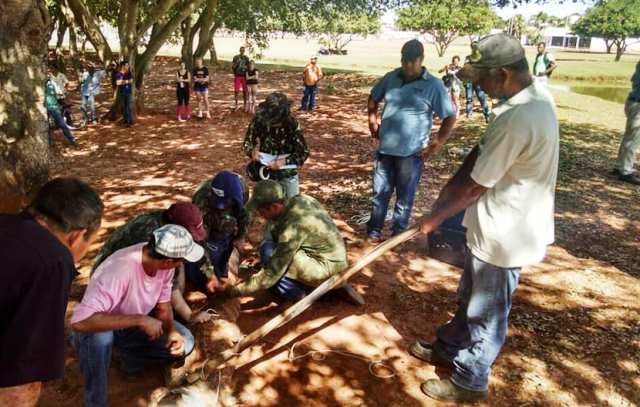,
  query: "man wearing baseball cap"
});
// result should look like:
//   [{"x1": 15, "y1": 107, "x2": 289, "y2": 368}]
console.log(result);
[
  {"x1": 409, "y1": 33, "x2": 559, "y2": 402},
  {"x1": 366, "y1": 39, "x2": 456, "y2": 242},
  {"x1": 71, "y1": 224, "x2": 203, "y2": 407},
  {"x1": 223, "y1": 180, "x2": 362, "y2": 304},
  {"x1": 92, "y1": 202, "x2": 206, "y2": 271}
]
